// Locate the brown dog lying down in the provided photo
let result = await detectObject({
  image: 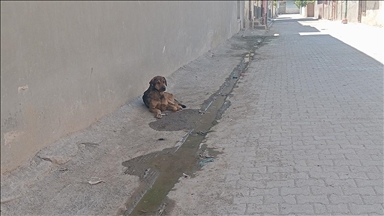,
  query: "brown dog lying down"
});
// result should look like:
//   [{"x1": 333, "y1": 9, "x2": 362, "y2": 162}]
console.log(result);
[{"x1": 142, "y1": 76, "x2": 186, "y2": 119}]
